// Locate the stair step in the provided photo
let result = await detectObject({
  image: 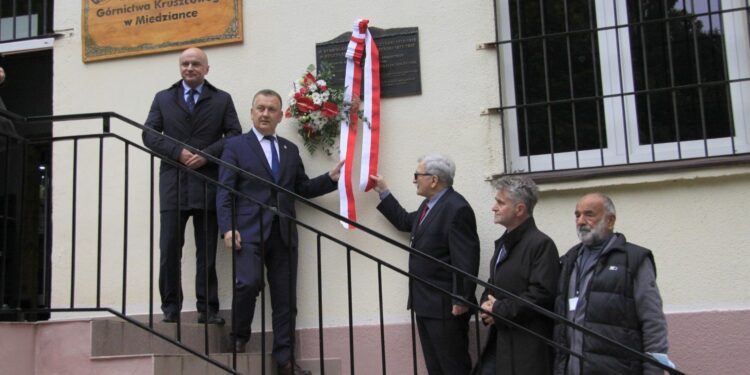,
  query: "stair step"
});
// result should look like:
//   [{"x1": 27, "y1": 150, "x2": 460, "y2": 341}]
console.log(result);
[
  {"x1": 1, "y1": 319, "x2": 342, "y2": 375},
  {"x1": 91, "y1": 318, "x2": 312, "y2": 359},
  {"x1": 91, "y1": 319, "x2": 232, "y2": 356},
  {"x1": 91, "y1": 318, "x2": 291, "y2": 356}
]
